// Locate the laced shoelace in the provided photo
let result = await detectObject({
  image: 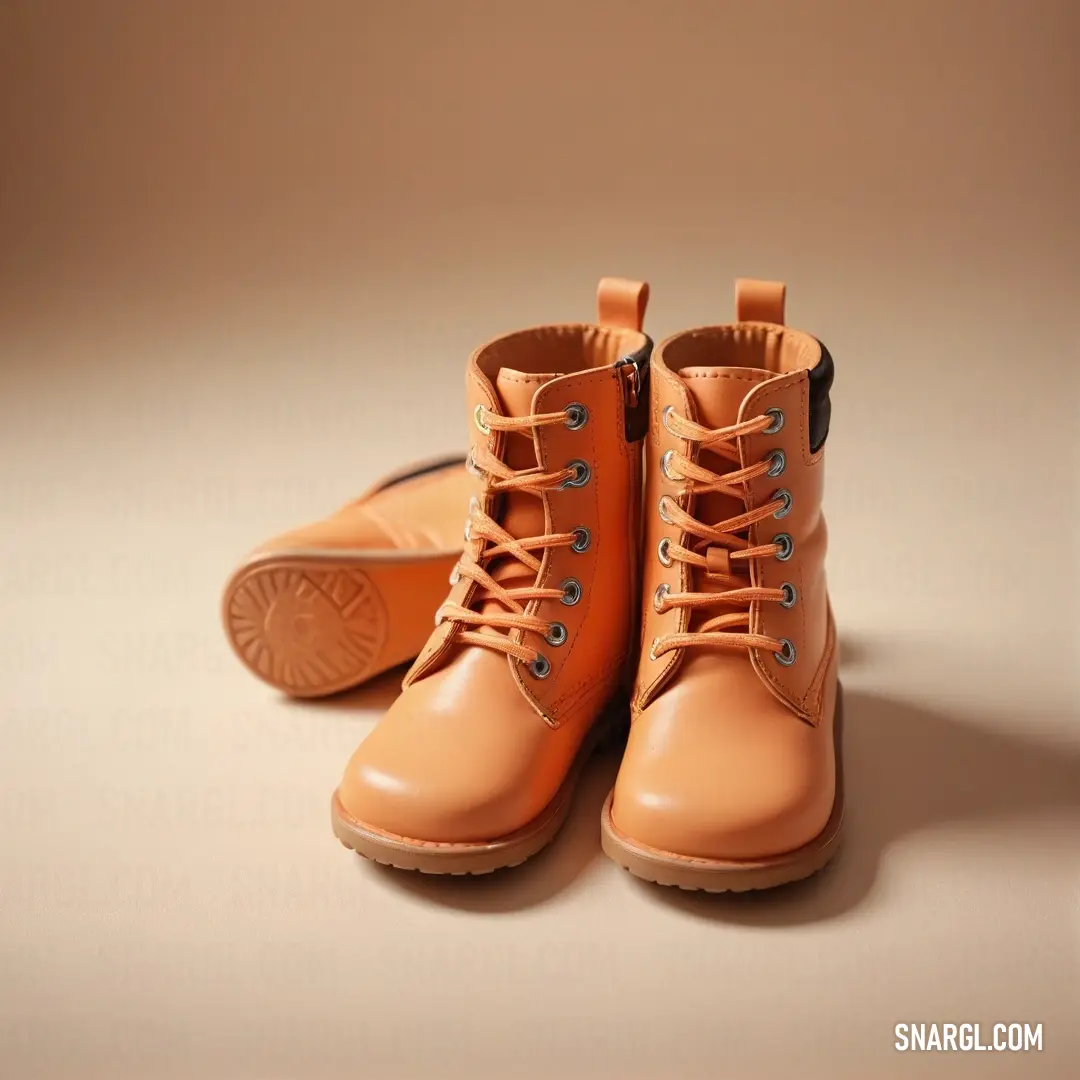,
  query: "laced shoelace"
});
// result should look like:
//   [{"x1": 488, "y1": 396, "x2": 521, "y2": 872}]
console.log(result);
[
  {"x1": 436, "y1": 405, "x2": 582, "y2": 668},
  {"x1": 650, "y1": 407, "x2": 794, "y2": 663}
]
